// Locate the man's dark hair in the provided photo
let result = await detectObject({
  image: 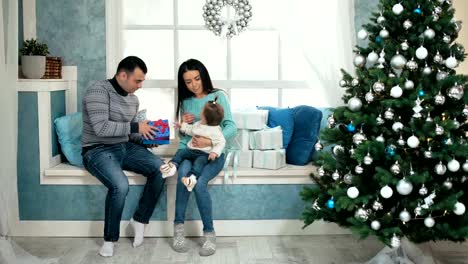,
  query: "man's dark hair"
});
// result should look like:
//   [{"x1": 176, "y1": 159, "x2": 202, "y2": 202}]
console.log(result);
[
  {"x1": 116, "y1": 56, "x2": 147, "y2": 75},
  {"x1": 203, "y1": 96, "x2": 224, "y2": 126}
]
